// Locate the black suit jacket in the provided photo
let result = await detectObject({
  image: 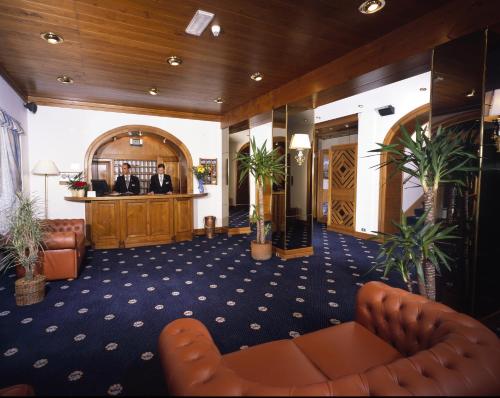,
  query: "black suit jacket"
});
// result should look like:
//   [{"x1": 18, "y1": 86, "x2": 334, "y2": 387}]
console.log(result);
[
  {"x1": 114, "y1": 175, "x2": 140, "y2": 194},
  {"x1": 149, "y1": 174, "x2": 173, "y2": 194}
]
